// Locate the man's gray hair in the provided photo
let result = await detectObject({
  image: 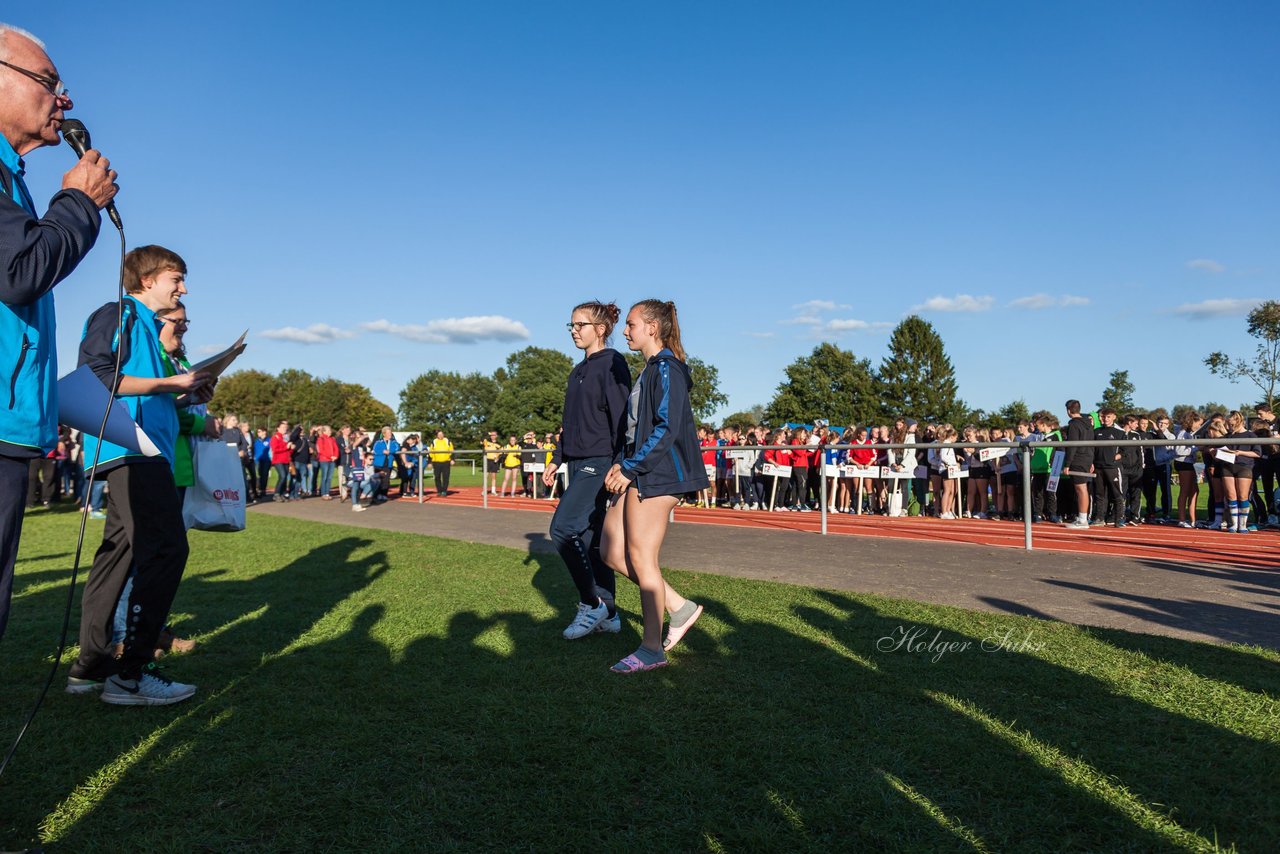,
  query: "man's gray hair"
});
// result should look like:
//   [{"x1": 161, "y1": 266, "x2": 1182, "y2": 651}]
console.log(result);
[{"x1": 0, "y1": 23, "x2": 46, "y2": 61}]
